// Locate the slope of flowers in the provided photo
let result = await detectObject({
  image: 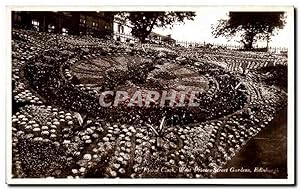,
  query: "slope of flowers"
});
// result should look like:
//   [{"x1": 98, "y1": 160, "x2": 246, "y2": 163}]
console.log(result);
[{"x1": 11, "y1": 29, "x2": 287, "y2": 178}]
